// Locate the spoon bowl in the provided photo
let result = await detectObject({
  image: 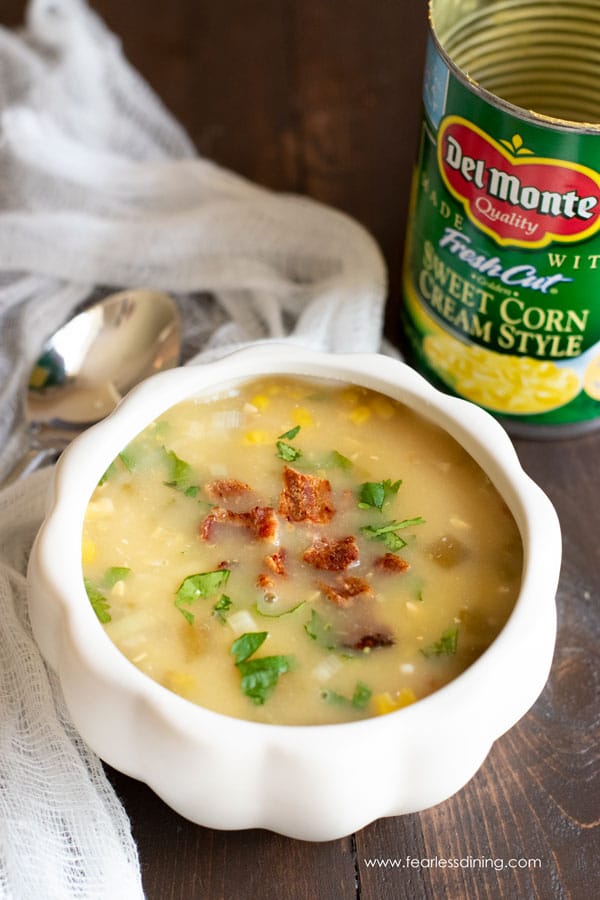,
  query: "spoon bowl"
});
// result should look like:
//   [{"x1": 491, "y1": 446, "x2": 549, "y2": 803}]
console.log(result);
[{"x1": 6, "y1": 289, "x2": 181, "y2": 483}]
